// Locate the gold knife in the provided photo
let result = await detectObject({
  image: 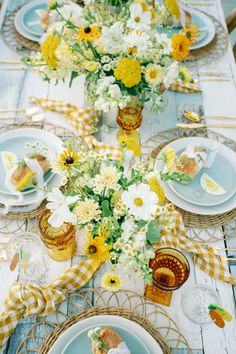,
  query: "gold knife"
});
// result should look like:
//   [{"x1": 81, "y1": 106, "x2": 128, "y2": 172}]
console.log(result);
[{"x1": 177, "y1": 123, "x2": 236, "y2": 129}]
